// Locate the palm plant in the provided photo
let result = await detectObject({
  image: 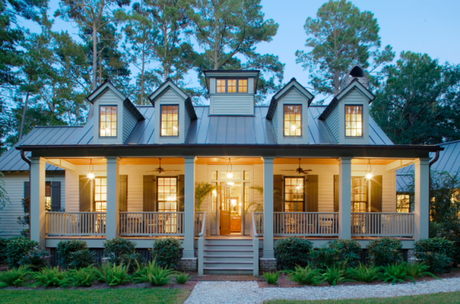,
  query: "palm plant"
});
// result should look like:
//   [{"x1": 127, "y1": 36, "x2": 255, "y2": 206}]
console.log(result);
[{"x1": 195, "y1": 182, "x2": 216, "y2": 211}]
